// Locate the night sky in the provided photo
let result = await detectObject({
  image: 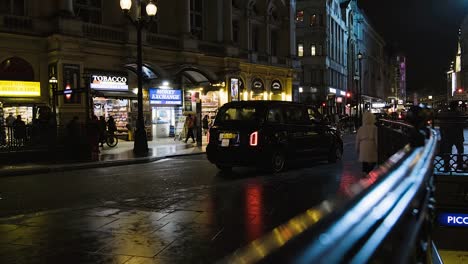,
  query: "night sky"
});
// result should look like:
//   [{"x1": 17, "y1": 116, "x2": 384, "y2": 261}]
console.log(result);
[{"x1": 358, "y1": 0, "x2": 468, "y2": 97}]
